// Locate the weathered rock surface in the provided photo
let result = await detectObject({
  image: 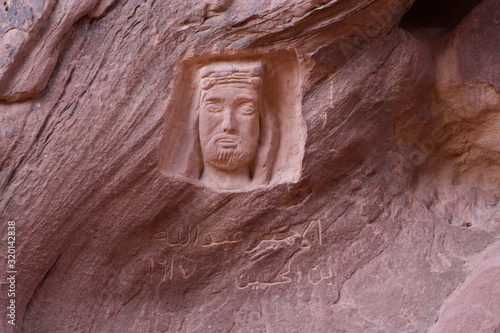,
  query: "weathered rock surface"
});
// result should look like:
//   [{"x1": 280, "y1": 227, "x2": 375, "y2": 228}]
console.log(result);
[
  {"x1": 0, "y1": 0, "x2": 498, "y2": 332},
  {"x1": 0, "y1": 0, "x2": 115, "y2": 102}
]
